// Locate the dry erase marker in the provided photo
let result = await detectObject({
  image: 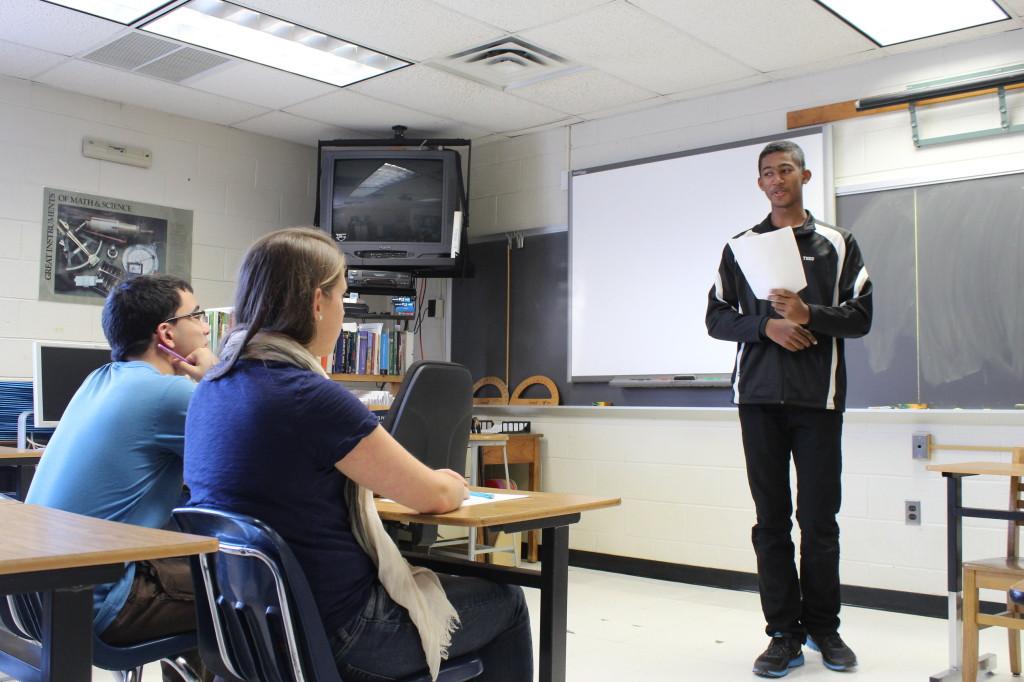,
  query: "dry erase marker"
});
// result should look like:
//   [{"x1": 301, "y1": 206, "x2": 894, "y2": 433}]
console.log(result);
[{"x1": 157, "y1": 343, "x2": 194, "y2": 366}]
